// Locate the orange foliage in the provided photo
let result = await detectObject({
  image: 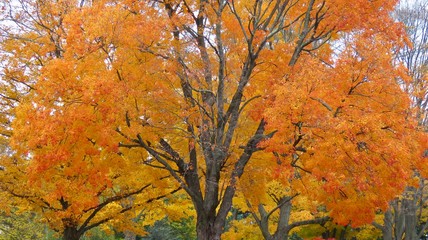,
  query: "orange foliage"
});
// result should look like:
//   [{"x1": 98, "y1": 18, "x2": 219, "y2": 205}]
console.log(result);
[
  {"x1": 1, "y1": 0, "x2": 176, "y2": 237},
  {"x1": 1, "y1": 0, "x2": 426, "y2": 238},
  {"x1": 259, "y1": 14, "x2": 425, "y2": 227}
]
